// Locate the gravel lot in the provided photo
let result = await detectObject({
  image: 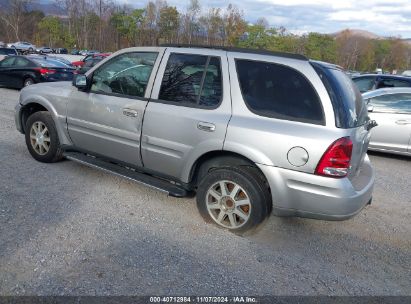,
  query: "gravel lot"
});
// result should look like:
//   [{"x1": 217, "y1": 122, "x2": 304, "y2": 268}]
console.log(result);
[{"x1": 0, "y1": 87, "x2": 410, "y2": 296}]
